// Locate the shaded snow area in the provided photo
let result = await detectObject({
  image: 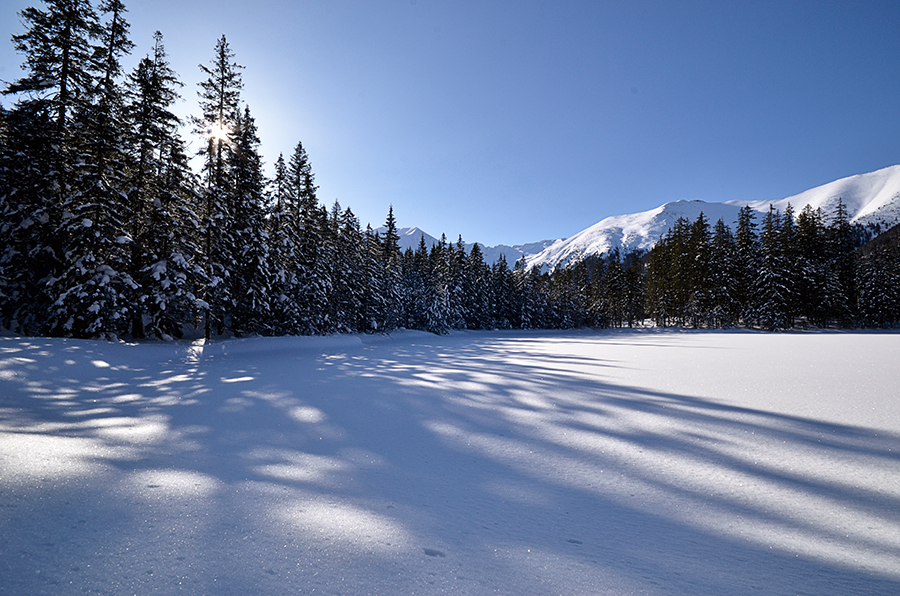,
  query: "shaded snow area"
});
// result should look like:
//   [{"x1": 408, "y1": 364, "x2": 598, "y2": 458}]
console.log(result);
[{"x1": 1, "y1": 330, "x2": 899, "y2": 595}]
